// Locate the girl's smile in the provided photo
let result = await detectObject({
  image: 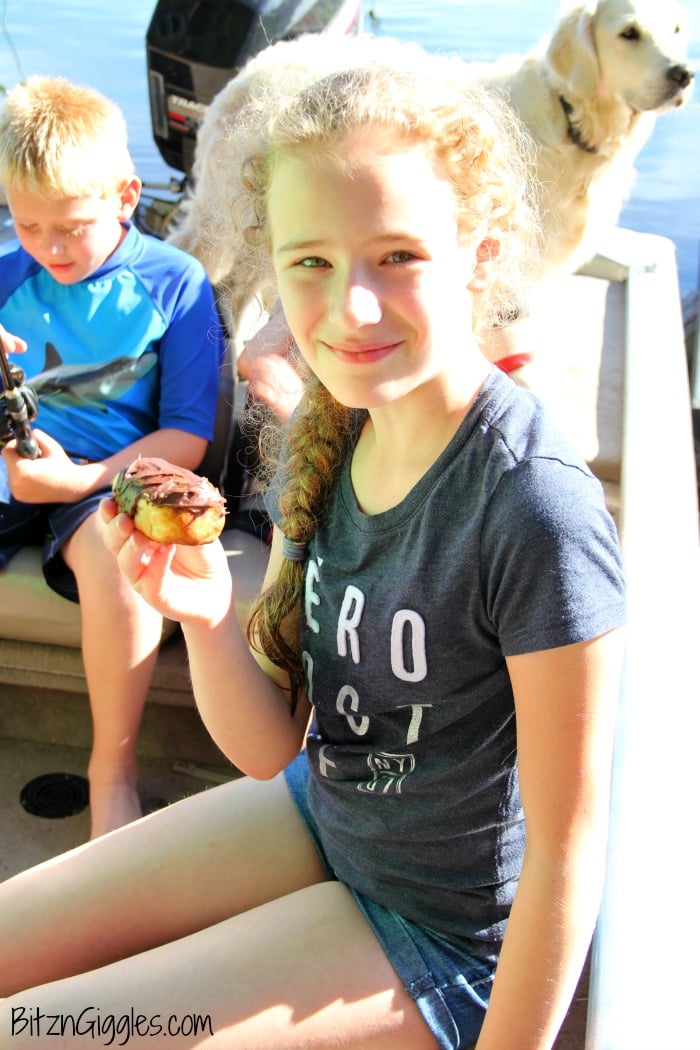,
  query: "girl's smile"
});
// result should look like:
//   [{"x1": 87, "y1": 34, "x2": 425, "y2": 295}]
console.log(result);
[{"x1": 323, "y1": 340, "x2": 403, "y2": 364}]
